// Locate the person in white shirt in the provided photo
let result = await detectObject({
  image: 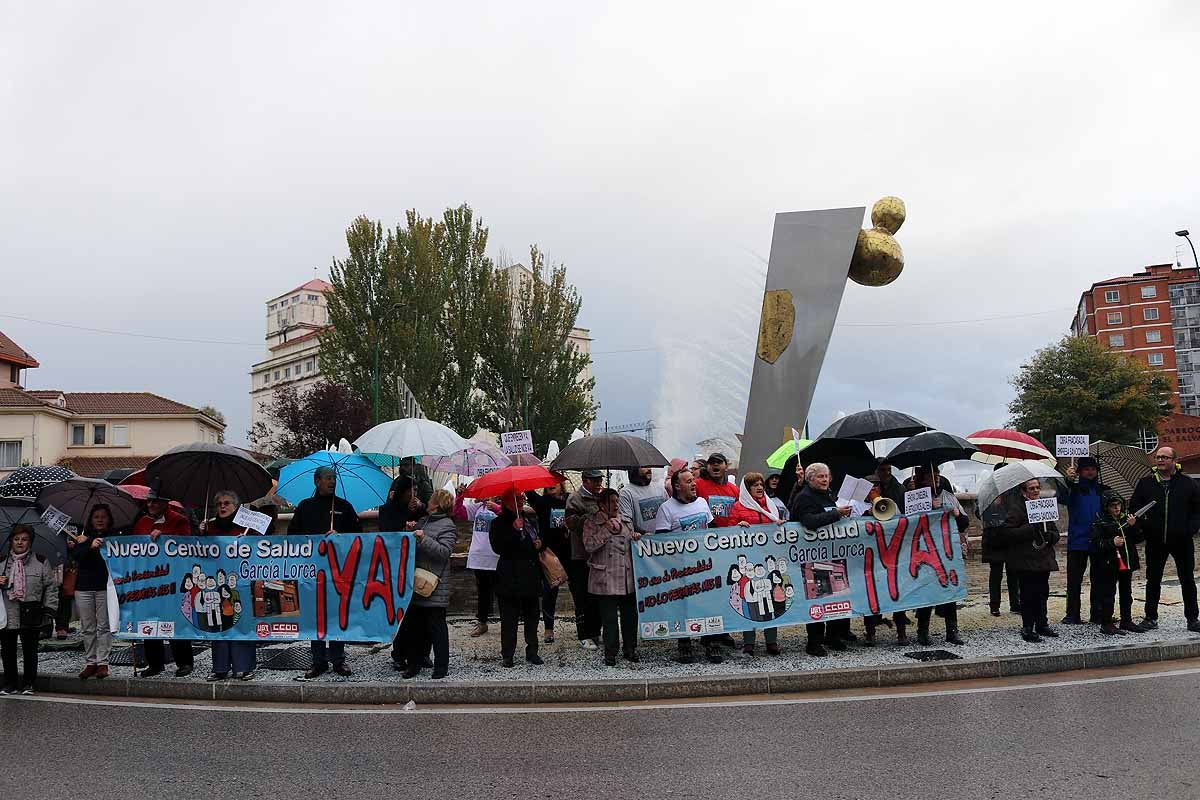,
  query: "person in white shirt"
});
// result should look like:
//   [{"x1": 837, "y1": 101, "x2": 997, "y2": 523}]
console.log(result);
[
  {"x1": 619, "y1": 468, "x2": 666, "y2": 535},
  {"x1": 654, "y1": 466, "x2": 720, "y2": 664}
]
